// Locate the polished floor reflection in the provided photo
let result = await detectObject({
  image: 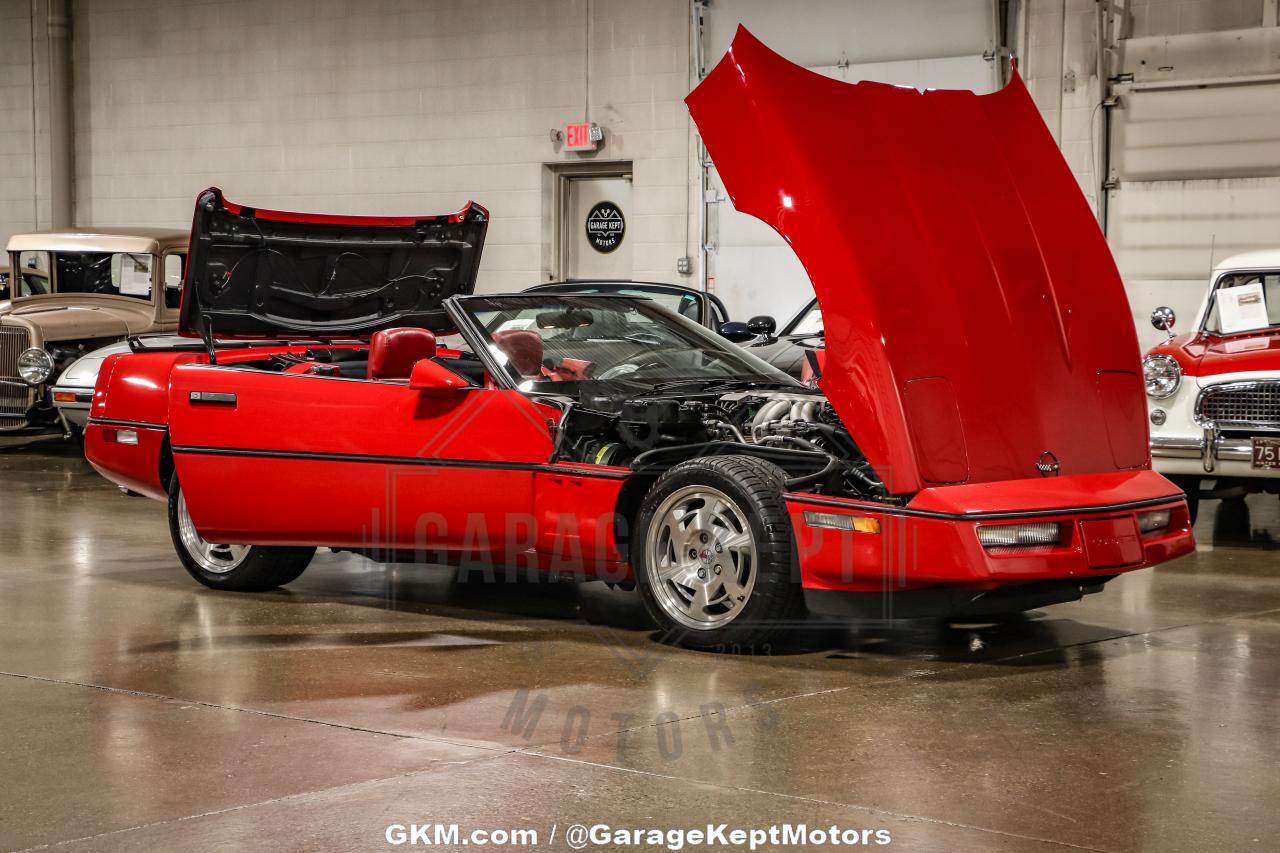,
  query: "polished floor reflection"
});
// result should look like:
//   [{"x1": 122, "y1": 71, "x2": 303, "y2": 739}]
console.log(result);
[{"x1": 1, "y1": 439, "x2": 1278, "y2": 852}]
